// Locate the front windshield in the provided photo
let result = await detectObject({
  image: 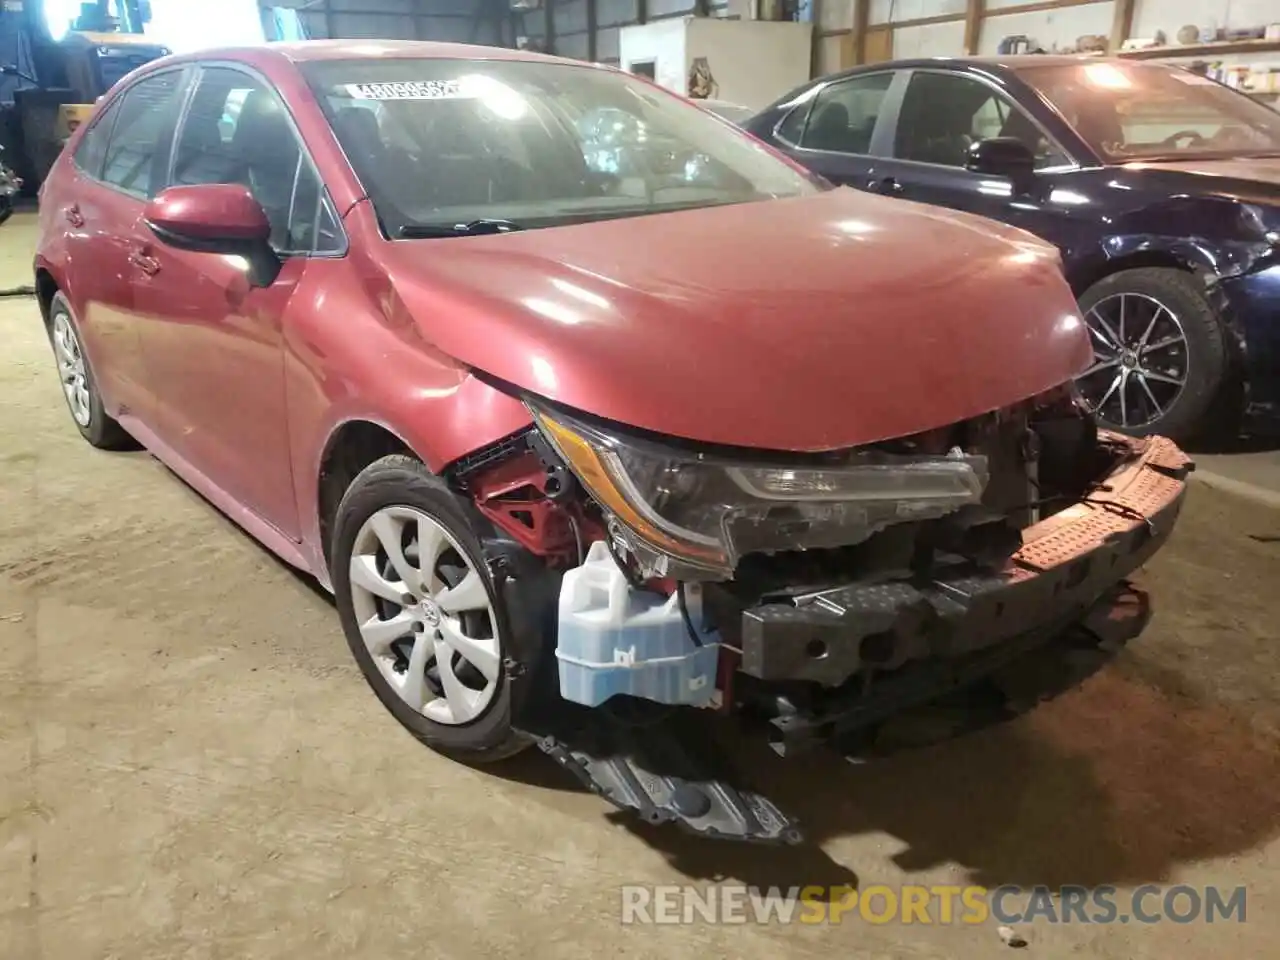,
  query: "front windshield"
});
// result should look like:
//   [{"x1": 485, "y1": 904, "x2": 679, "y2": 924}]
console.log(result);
[
  {"x1": 302, "y1": 58, "x2": 821, "y2": 236},
  {"x1": 1020, "y1": 61, "x2": 1280, "y2": 162}
]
